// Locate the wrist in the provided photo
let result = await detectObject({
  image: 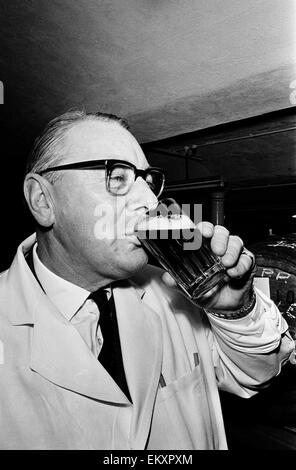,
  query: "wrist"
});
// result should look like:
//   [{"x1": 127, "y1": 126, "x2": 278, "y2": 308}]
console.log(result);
[{"x1": 204, "y1": 287, "x2": 256, "y2": 320}]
